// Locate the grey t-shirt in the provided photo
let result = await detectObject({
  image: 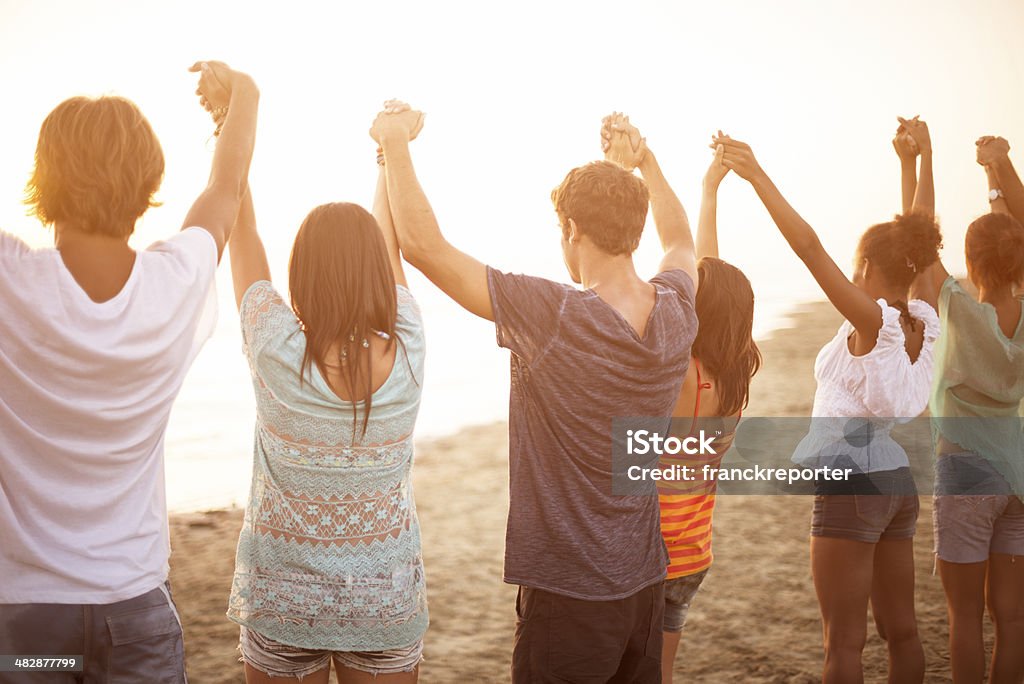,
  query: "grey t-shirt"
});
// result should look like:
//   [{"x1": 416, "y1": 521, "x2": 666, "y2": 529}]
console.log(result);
[{"x1": 487, "y1": 266, "x2": 698, "y2": 600}]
